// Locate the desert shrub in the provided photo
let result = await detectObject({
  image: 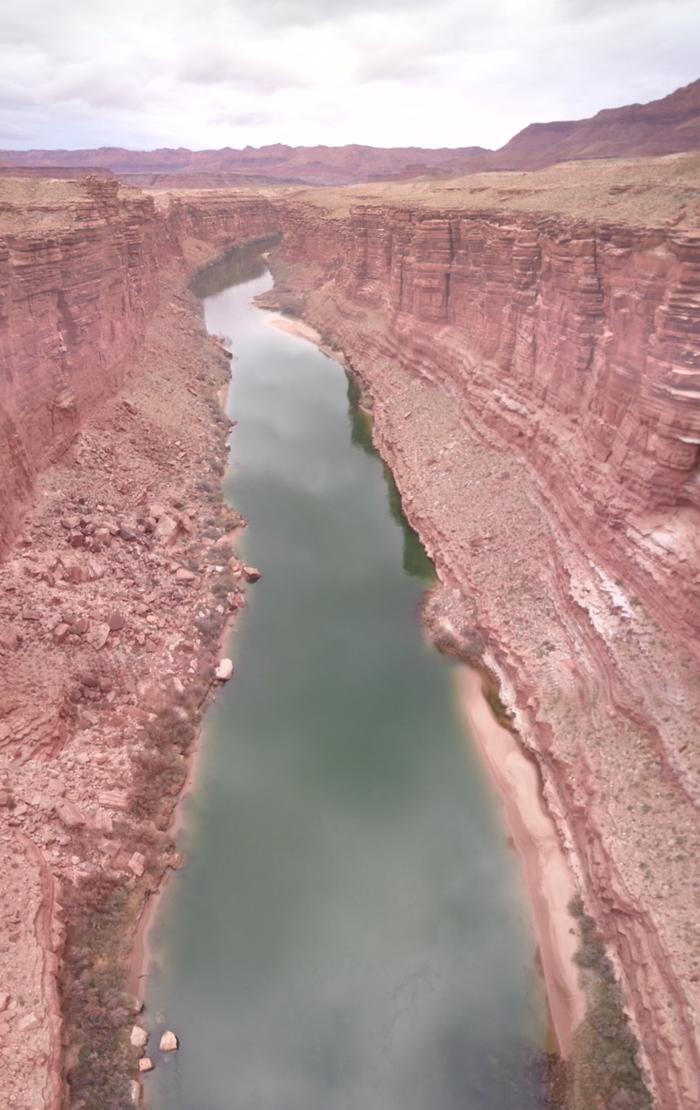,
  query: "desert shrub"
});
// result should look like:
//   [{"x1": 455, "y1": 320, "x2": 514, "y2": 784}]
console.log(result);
[{"x1": 567, "y1": 901, "x2": 652, "y2": 1109}]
